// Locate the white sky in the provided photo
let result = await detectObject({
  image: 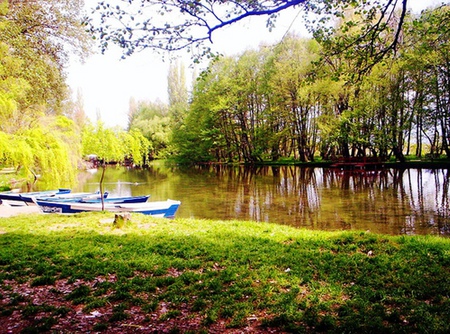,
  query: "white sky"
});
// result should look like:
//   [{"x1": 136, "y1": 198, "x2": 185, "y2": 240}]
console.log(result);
[{"x1": 66, "y1": 0, "x2": 444, "y2": 128}]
